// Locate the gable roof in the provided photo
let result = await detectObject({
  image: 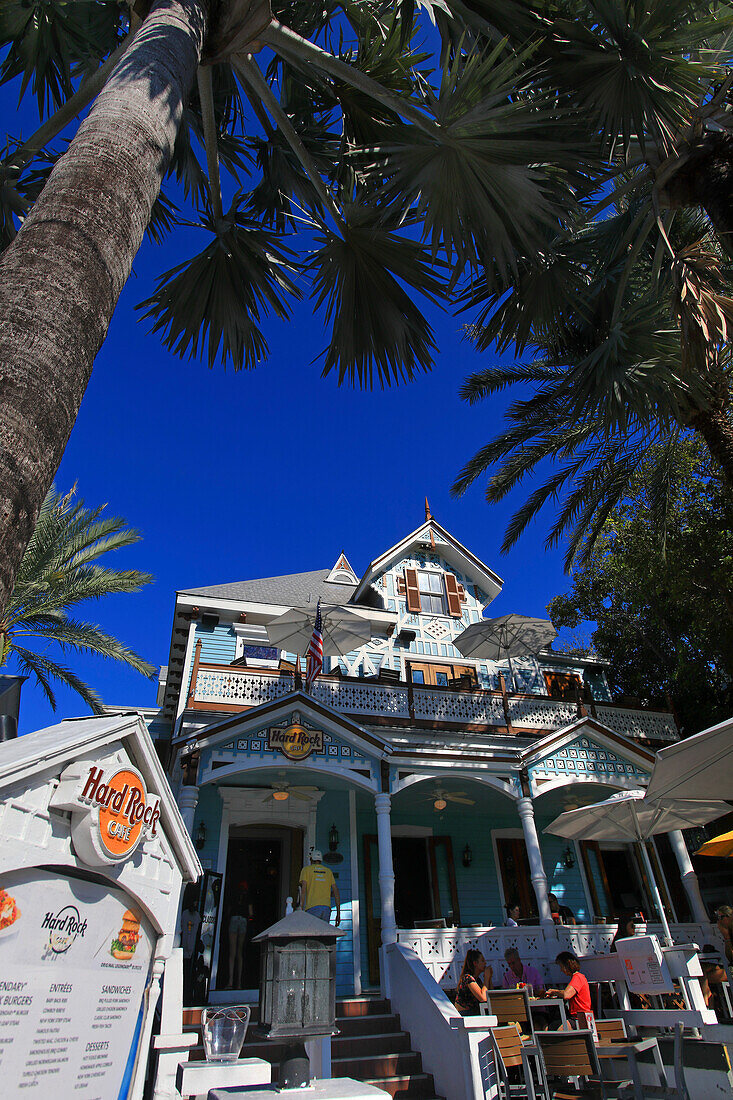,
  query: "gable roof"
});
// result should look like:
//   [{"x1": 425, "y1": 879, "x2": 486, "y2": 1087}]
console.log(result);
[
  {"x1": 352, "y1": 518, "x2": 503, "y2": 604},
  {"x1": 521, "y1": 717, "x2": 656, "y2": 771},
  {"x1": 179, "y1": 689, "x2": 392, "y2": 757},
  {"x1": 180, "y1": 568, "x2": 359, "y2": 607}
]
